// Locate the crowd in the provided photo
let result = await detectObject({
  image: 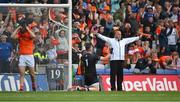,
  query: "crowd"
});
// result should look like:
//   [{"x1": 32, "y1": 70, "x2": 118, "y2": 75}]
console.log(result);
[
  {"x1": 0, "y1": 0, "x2": 180, "y2": 74},
  {"x1": 72, "y1": 0, "x2": 180, "y2": 74}
]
